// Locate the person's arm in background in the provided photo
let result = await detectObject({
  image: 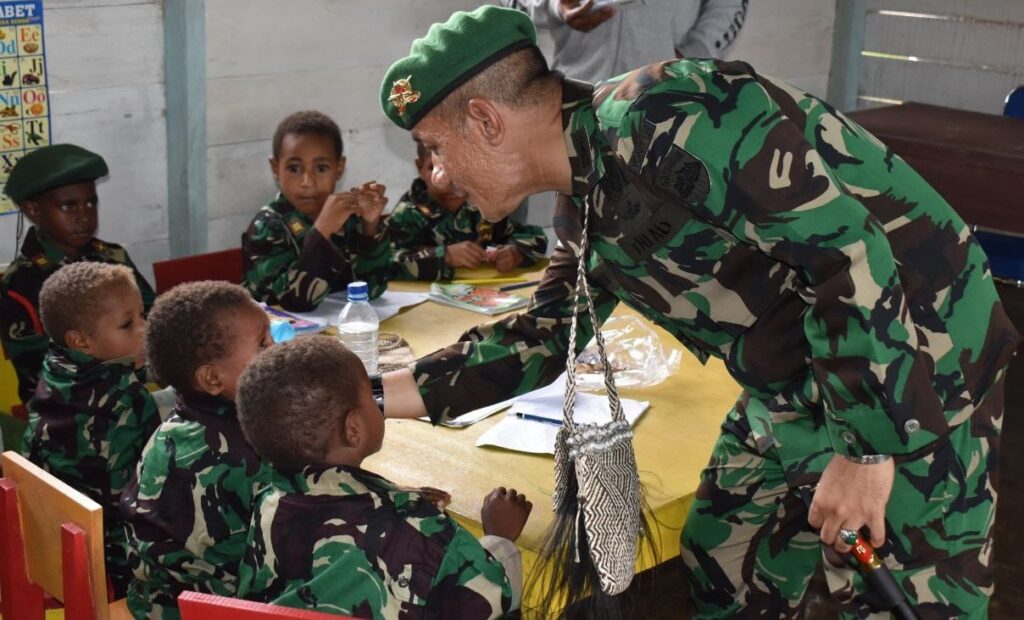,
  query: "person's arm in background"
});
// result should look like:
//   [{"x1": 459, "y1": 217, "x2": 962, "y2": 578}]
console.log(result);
[
  {"x1": 503, "y1": 0, "x2": 614, "y2": 33},
  {"x1": 676, "y1": 0, "x2": 748, "y2": 58}
]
